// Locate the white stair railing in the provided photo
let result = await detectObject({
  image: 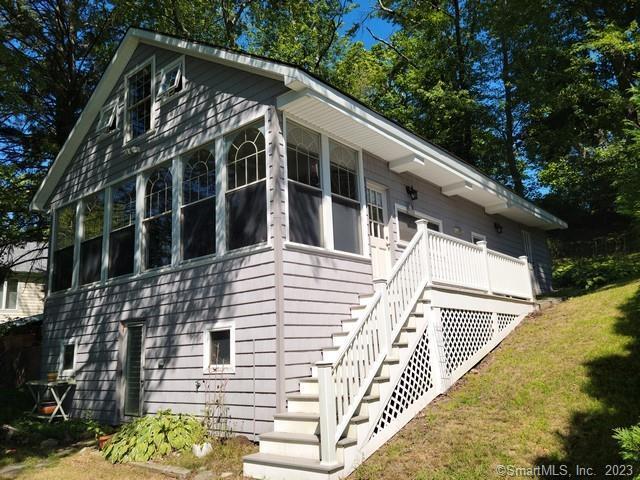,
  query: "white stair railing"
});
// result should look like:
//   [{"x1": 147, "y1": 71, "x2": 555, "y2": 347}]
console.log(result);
[{"x1": 316, "y1": 222, "x2": 535, "y2": 464}]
